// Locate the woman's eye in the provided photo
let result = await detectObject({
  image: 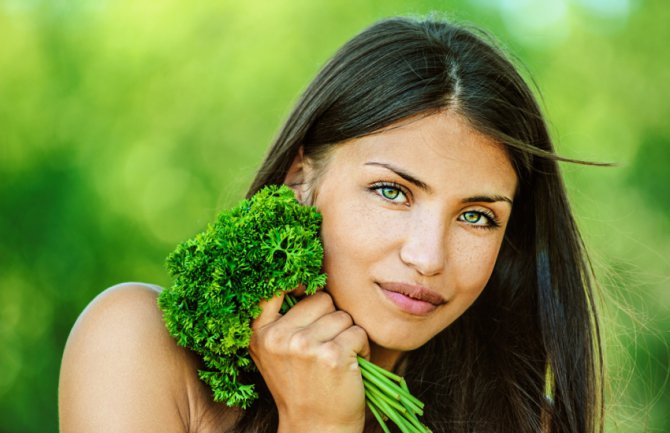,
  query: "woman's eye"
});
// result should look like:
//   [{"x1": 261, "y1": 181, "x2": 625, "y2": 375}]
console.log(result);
[
  {"x1": 380, "y1": 187, "x2": 401, "y2": 200},
  {"x1": 462, "y1": 211, "x2": 483, "y2": 224},
  {"x1": 371, "y1": 183, "x2": 408, "y2": 204},
  {"x1": 459, "y1": 210, "x2": 498, "y2": 228}
]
